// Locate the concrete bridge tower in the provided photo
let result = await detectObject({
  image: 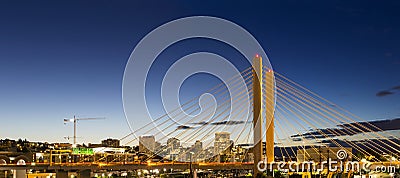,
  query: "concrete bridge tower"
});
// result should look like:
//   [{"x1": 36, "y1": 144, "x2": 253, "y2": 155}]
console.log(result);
[{"x1": 252, "y1": 55, "x2": 274, "y2": 176}]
